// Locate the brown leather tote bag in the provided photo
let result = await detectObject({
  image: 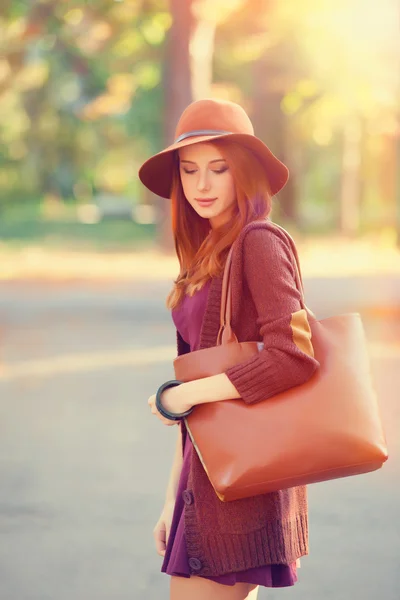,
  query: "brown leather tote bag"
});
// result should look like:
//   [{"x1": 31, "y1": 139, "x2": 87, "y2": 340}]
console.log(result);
[{"x1": 173, "y1": 224, "x2": 388, "y2": 502}]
